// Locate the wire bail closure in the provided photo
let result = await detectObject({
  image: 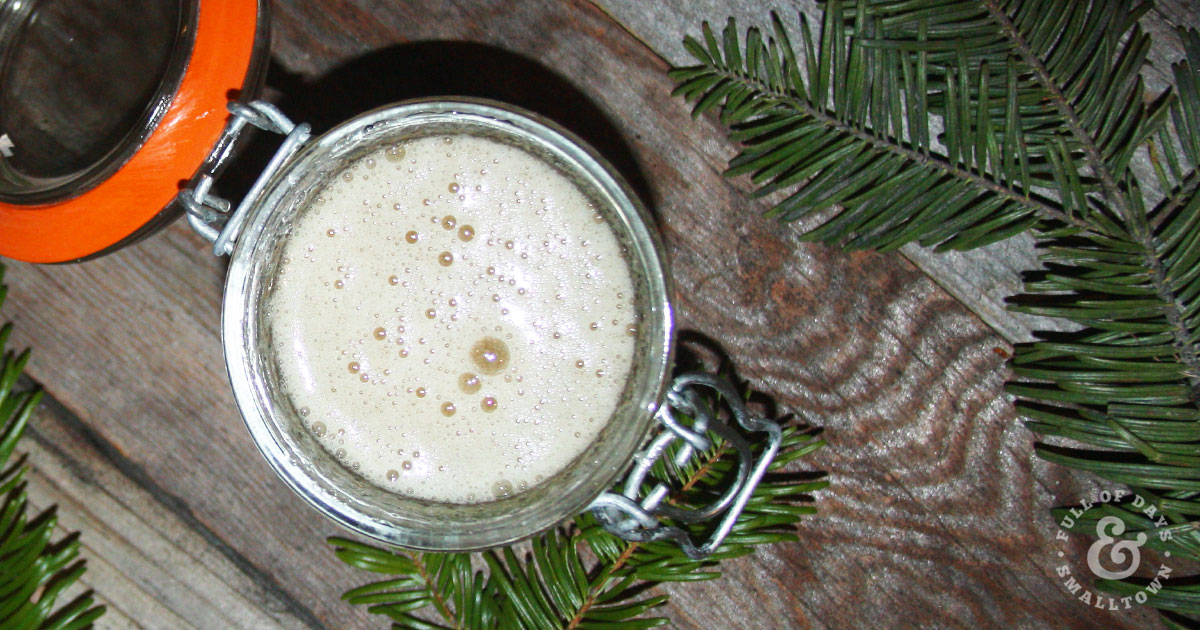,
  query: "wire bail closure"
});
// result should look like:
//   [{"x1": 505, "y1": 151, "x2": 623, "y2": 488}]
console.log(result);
[
  {"x1": 588, "y1": 372, "x2": 783, "y2": 559},
  {"x1": 185, "y1": 100, "x2": 780, "y2": 558},
  {"x1": 180, "y1": 100, "x2": 311, "y2": 255}
]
